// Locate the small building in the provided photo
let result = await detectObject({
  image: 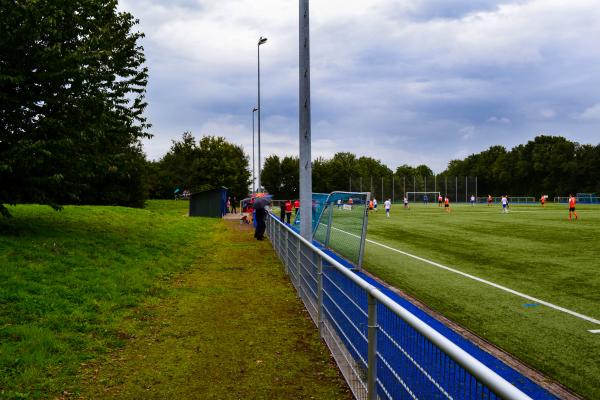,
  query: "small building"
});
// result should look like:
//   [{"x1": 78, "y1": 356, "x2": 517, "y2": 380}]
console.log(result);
[{"x1": 189, "y1": 187, "x2": 228, "y2": 218}]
